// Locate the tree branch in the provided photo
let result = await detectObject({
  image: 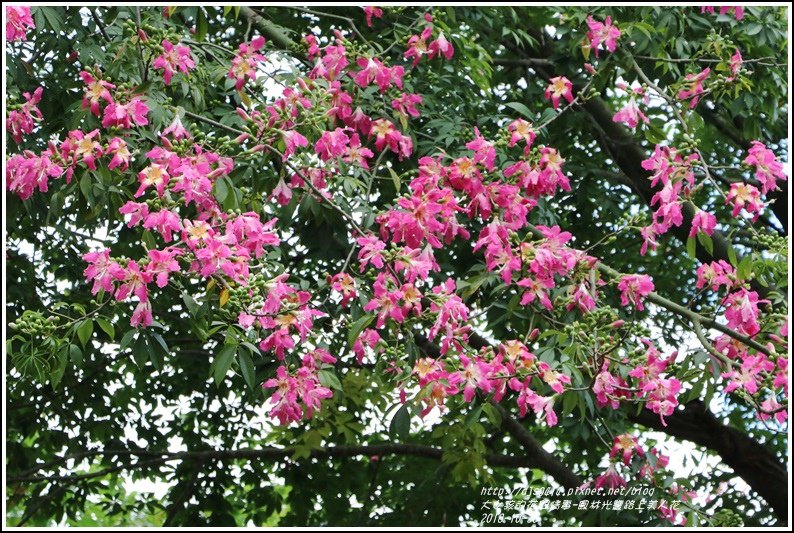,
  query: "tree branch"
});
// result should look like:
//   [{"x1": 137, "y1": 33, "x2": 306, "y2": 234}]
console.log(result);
[
  {"x1": 628, "y1": 401, "x2": 788, "y2": 523},
  {"x1": 8, "y1": 444, "x2": 554, "y2": 485}
]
